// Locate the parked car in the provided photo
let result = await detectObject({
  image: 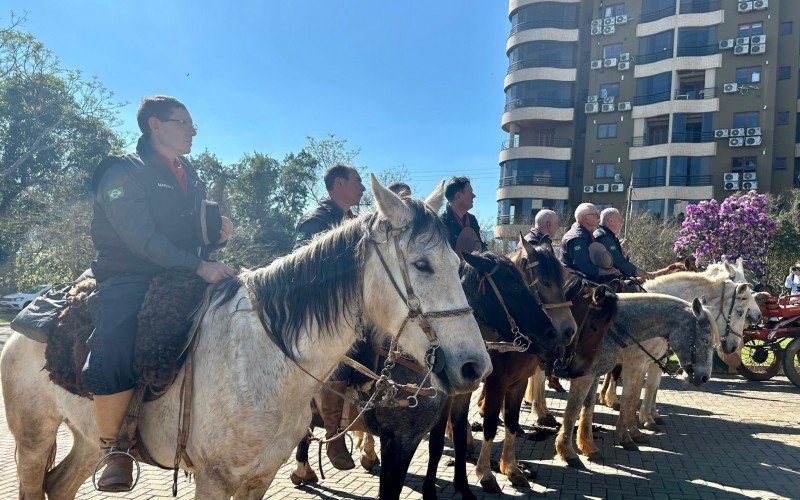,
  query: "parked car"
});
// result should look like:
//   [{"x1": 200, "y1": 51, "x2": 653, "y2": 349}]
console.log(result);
[{"x1": 0, "y1": 284, "x2": 53, "y2": 312}]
